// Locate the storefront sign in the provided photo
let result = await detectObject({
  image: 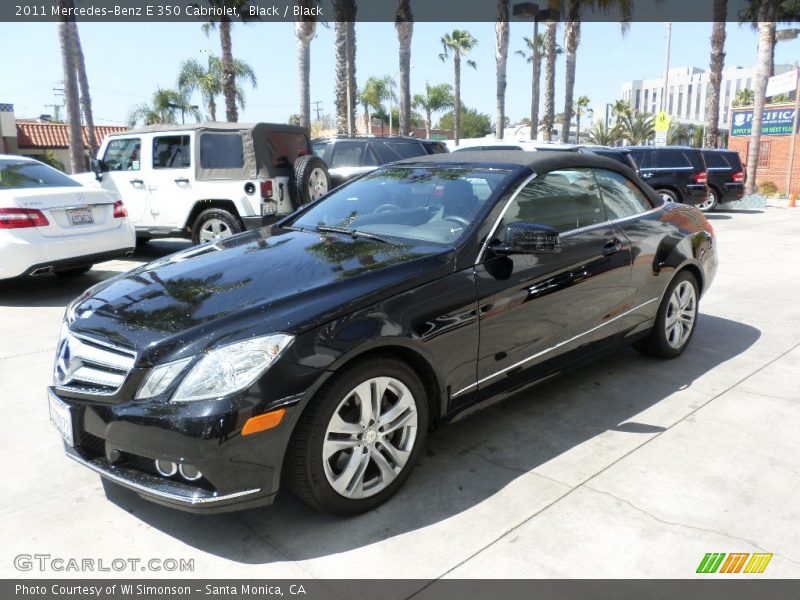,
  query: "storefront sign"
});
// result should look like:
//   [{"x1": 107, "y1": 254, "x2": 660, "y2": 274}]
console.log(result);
[{"x1": 731, "y1": 107, "x2": 797, "y2": 136}]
